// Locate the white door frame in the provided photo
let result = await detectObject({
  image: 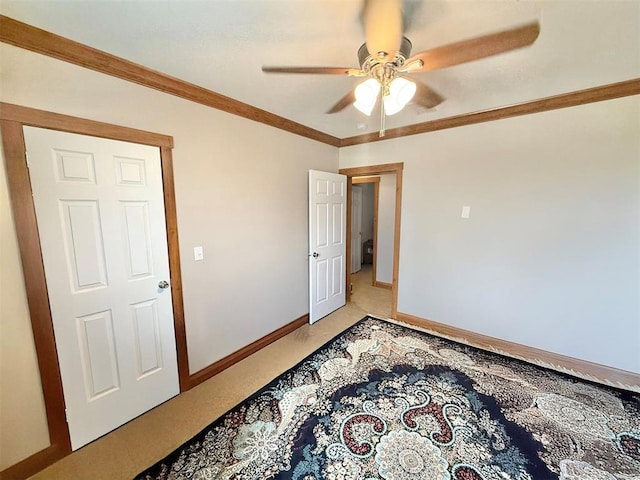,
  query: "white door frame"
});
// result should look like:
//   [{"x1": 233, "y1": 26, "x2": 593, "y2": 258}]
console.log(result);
[{"x1": 0, "y1": 103, "x2": 189, "y2": 472}]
